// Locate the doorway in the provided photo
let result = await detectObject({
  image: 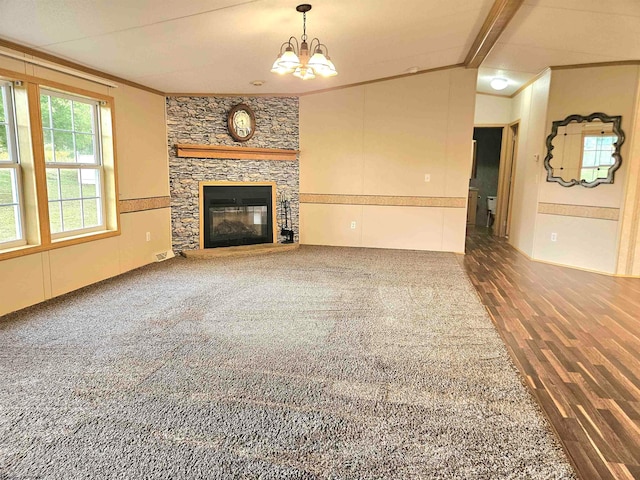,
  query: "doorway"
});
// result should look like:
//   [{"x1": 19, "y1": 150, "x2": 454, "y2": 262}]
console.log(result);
[
  {"x1": 470, "y1": 127, "x2": 503, "y2": 230},
  {"x1": 469, "y1": 122, "x2": 519, "y2": 238}
]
